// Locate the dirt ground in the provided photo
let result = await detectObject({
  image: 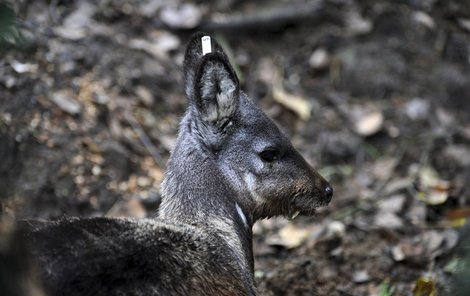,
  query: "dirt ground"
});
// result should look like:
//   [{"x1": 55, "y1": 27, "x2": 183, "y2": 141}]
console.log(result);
[{"x1": 1, "y1": 0, "x2": 470, "y2": 295}]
